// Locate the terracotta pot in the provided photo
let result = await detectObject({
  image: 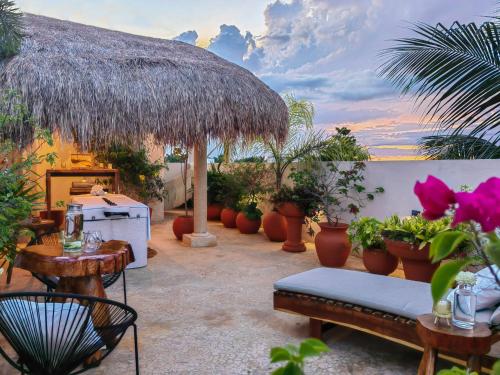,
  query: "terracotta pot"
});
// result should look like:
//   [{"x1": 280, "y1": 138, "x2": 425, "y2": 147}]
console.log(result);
[
  {"x1": 262, "y1": 211, "x2": 287, "y2": 242},
  {"x1": 40, "y1": 209, "x2": 65, "y2": 230},
  {"x1": 315, "y1": 223, "x2": 351, "y2": 267},
  {"x1": 384, "y1": 238, "x2": 439, "y2": 282},
  {"x1": 278, "y1": 202, "x2": 306, "y2": 252},
  {"x1": 221, "y1": 208, "x2": 239, "y2": 228},
  {"x1": 362, "y1": 248, "x2": 399, "y2": 275},
  {"x1": 207, "y1": 203, "x2": 224, "y2": 221},
  {"x1": 236, "y1": 212, "x2": 261, "y2": 234},
  {"x1": 172, "y1": 215, "x2": 194, "y2": 240}
]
